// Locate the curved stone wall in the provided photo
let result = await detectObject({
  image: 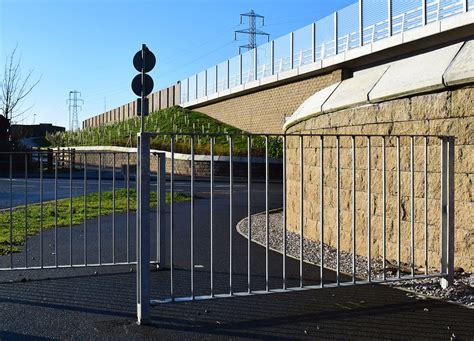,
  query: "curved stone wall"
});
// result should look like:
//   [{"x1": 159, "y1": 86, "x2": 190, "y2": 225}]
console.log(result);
[{"x1": 282, "y1": 38, "x2": 473, "y2": 272}]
